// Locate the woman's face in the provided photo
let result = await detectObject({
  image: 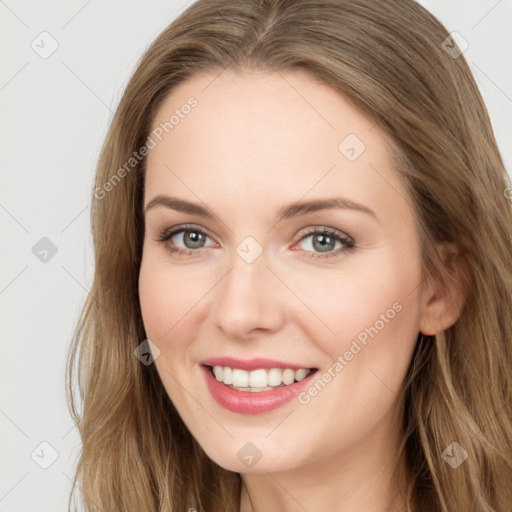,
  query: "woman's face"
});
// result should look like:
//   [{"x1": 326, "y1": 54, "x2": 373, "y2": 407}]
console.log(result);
[{"x1": 139, "y1": 69, "x2": 427, "y2": 473}]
